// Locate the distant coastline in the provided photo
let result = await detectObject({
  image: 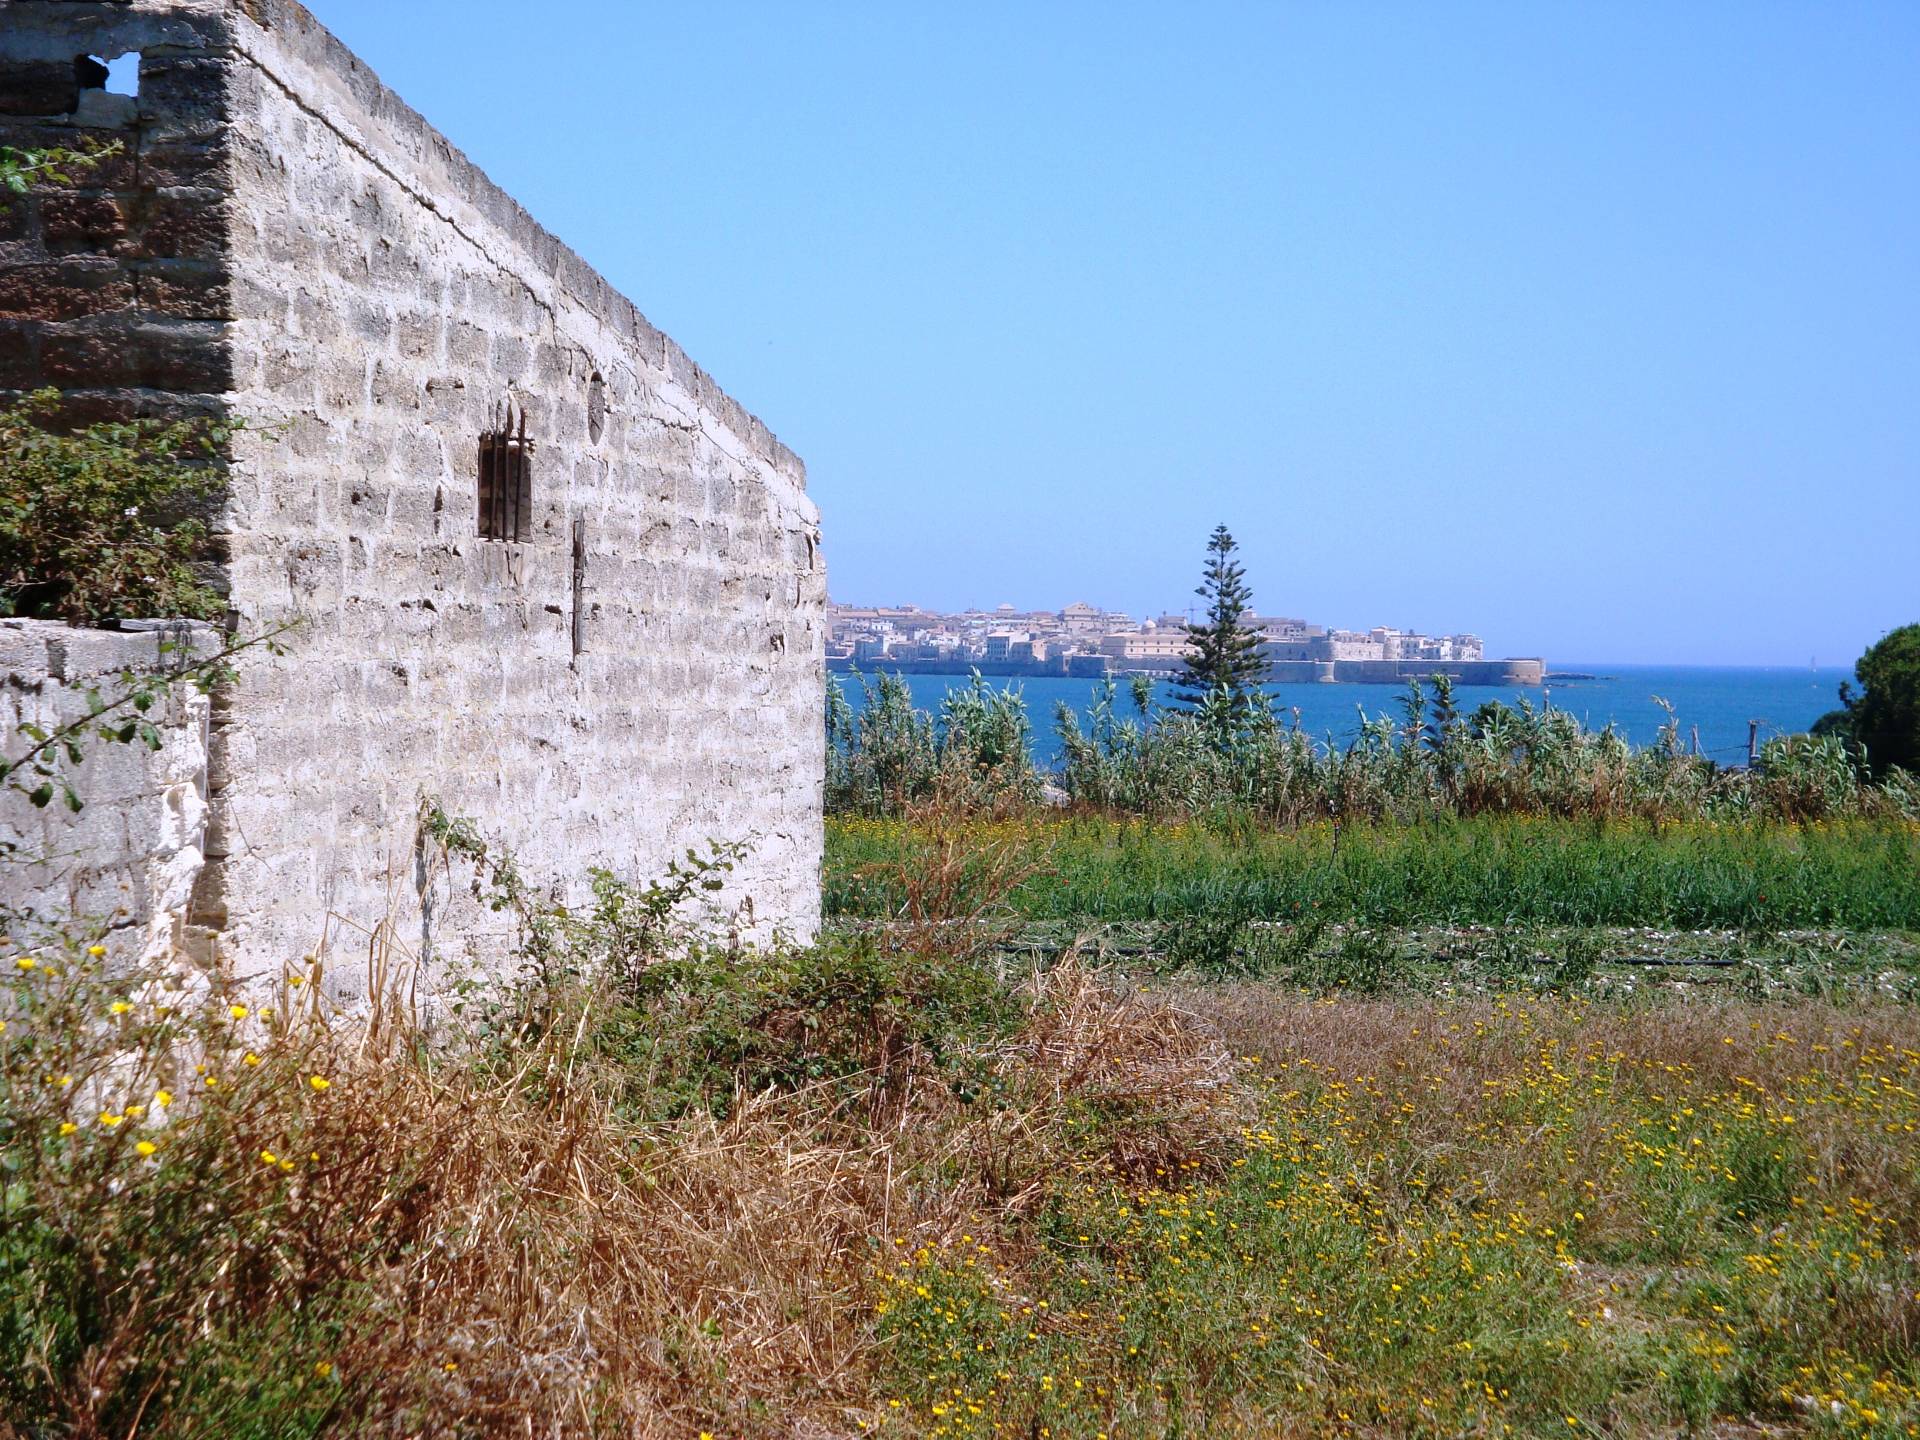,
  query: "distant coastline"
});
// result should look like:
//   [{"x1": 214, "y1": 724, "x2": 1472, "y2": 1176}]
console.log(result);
[
  {"x1": 828, "y1": 655, "x2": 1547, "y2": 686},
  {"x1": 830, "y1": 600, "x2": 1543, "y2": 685}
]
